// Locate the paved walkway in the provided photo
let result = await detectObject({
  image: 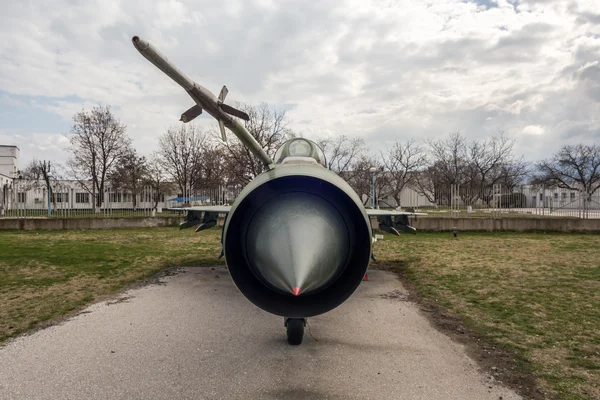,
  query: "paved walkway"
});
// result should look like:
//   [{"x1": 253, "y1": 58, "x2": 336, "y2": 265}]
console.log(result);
[{"x1": 0, "y1": 267, "x2": 520, "y2": 399}]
